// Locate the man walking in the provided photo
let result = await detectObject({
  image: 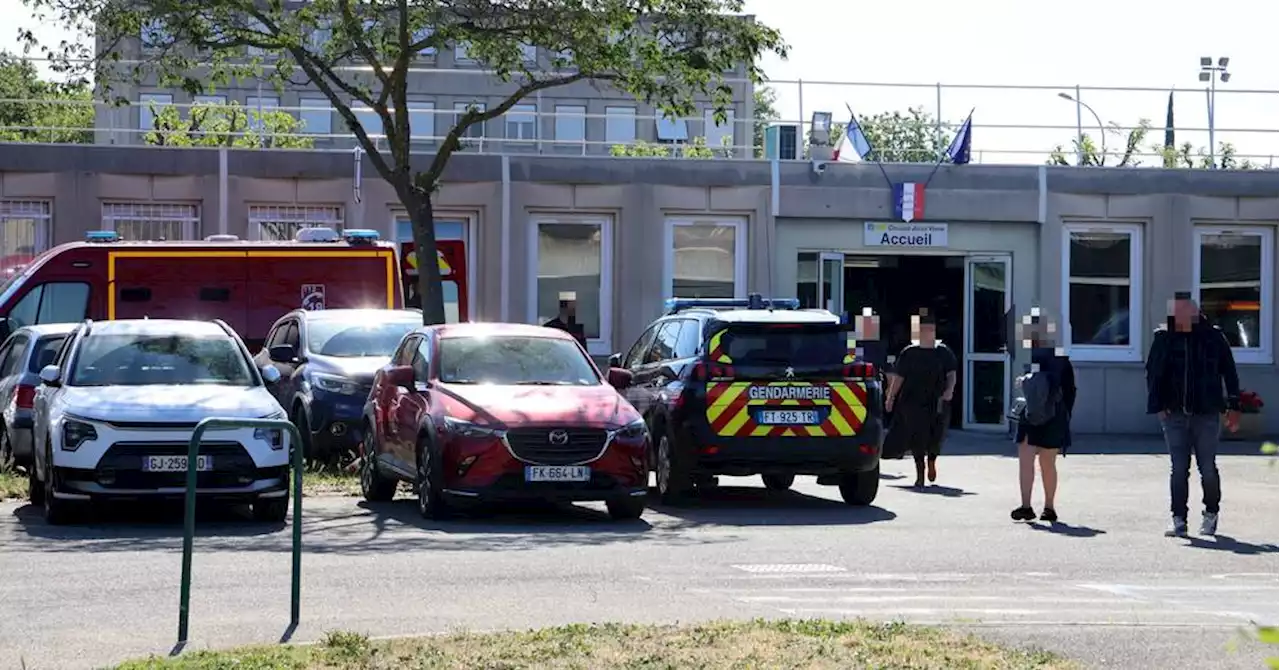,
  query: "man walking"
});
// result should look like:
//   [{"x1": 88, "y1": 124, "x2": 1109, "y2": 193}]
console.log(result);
[
  {"x1": 1145, "y1": 292, "x2": 1241, "y2": 537},
  {"x1": 884, "y1": 310, "x2": 957, "y2": 487}
]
